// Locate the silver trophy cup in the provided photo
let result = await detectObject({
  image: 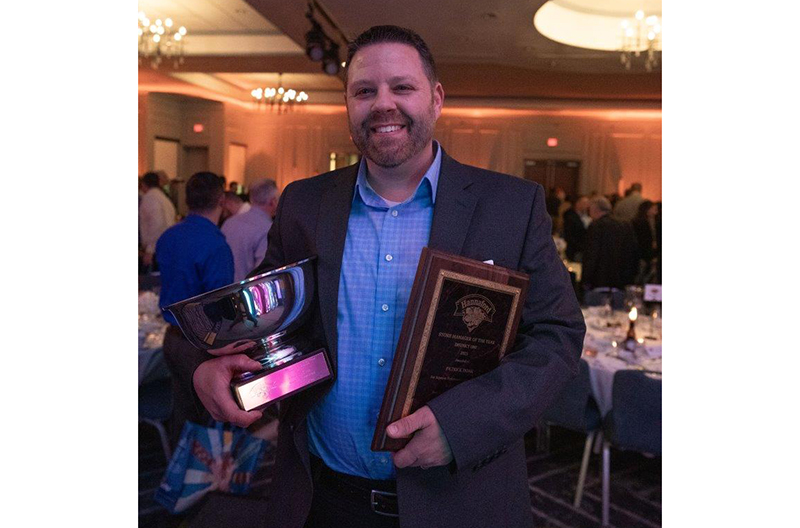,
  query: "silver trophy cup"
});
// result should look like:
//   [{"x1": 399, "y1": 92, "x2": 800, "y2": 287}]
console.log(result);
[{"x1": 164, "y1": 257, "x2": 332, "y2": 411}]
